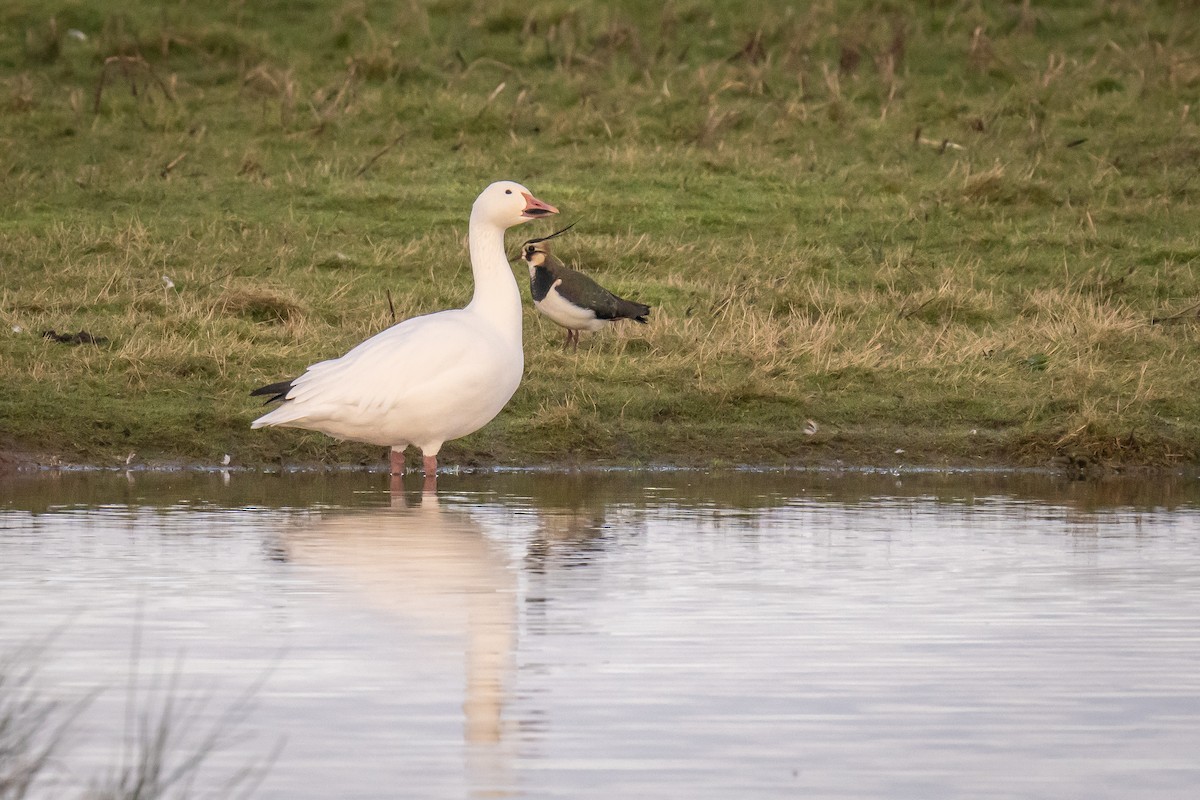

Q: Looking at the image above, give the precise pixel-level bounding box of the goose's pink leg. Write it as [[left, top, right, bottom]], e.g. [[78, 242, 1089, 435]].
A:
[[422, 454, 438, 493], [388, 449, 405, 496]]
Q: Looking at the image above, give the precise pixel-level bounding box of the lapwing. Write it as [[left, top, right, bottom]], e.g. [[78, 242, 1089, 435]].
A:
[[520, 224, 651, 350]]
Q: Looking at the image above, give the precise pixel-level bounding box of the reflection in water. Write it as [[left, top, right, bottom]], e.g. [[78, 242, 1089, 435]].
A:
[[1, 470, 1200, 799], [281, 492, 517, 796], [525, 505, 612, 573]]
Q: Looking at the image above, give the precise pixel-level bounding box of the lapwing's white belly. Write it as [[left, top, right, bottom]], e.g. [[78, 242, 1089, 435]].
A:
[[535, 286, 608, 332]]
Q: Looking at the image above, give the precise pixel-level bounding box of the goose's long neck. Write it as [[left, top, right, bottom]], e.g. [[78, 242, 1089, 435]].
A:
[[466, 215, 522, 343]]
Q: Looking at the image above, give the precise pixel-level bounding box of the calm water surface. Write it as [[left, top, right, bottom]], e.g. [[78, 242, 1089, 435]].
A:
[[2, 470, 1199, 799]]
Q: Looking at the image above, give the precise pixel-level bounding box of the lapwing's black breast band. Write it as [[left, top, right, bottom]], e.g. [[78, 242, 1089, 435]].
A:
[[530, 267, 557, 302]]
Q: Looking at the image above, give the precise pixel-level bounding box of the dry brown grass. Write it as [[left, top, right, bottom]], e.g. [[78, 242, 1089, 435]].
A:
[[0, 0, 1197, 469]]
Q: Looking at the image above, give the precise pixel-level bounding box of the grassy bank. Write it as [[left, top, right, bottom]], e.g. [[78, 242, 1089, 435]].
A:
[[1, 0, 1198, 470]]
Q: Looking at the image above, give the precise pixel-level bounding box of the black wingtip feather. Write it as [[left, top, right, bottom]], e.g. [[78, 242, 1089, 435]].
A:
[[627, 303, 652, 323], [250, 379, 295, 404]]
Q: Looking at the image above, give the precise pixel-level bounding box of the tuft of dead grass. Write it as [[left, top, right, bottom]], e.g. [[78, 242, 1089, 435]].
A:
[[216, 289, 305, 325]]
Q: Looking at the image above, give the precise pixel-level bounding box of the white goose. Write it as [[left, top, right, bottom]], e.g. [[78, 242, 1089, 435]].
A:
[[251, 180, 558, 481]]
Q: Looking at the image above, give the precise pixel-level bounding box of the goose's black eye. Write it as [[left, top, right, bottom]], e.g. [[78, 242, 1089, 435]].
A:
[[505, 189, 512, 195]]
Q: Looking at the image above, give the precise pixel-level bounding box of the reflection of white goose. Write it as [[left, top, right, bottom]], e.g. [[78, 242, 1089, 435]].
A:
[[284, 495, 516, 750]]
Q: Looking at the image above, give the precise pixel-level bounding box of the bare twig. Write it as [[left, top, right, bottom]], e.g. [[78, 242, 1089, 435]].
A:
[[900, 296, 936, 319], [912, 125, 963, 152], [160, 152, 187, 179], [474, 81, 507, 118], [1150, 300, 1200, 325], [354, 134, 403, 177], [386, 289, 396, 324], [1168, 160, 1200, 198], [920, 135, 963, 152]]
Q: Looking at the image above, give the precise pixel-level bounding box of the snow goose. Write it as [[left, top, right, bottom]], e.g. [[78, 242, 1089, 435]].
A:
[[251, 180, 558, 483], [520, 225, 650, 351]]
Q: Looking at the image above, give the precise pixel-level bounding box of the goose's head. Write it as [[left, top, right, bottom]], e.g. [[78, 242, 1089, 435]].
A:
[[473, 181, 558, 229]]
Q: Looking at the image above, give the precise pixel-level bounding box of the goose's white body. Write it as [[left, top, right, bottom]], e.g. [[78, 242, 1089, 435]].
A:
[[252, 309, 521, 452], [251, 181, 557, 470]]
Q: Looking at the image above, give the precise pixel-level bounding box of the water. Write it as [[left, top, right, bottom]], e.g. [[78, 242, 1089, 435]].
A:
[[2, 470, 1200, 799]]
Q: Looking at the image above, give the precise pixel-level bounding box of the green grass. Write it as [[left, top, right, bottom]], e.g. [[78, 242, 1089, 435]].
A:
[[2, 0, 1199, 470]]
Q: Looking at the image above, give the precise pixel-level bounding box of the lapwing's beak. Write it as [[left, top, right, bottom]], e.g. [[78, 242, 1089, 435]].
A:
[[521, 192, 559, 218]]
